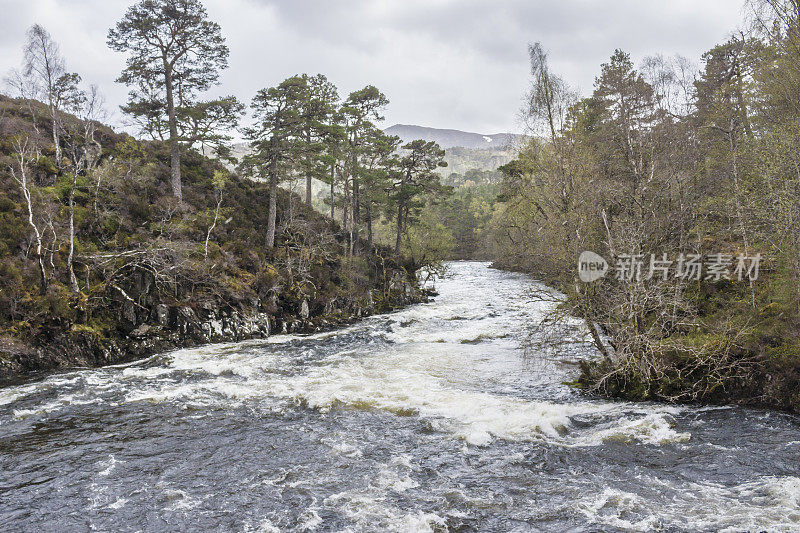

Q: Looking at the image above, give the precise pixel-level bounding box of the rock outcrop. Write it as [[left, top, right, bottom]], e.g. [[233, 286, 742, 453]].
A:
[[0, 277, 426, 384]]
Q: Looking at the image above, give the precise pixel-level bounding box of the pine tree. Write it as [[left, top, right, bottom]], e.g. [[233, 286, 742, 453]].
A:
[[242, 76, 306, 248], [390, 140, 448, 253], [358, 126, 400, 249], [108, 0, 232, 203], [341, 86, 389, 253], [297, 74, 340, 207]]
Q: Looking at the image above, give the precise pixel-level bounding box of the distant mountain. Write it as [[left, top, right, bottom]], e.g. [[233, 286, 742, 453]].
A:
[[383, 124, 522, 150], [383, 124, 524, 180], [221, 124, 523, 184], [440, 146, 514, 180]]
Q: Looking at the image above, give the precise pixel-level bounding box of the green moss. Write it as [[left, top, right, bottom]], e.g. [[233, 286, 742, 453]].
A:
[[70, 323, 103, 337]]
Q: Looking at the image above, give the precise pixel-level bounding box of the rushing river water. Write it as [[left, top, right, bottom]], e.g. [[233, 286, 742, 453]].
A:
[[2, 262, 800, 532]]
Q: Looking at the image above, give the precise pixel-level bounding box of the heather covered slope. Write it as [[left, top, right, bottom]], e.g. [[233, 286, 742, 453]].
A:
[[0, 94, 423, 381]]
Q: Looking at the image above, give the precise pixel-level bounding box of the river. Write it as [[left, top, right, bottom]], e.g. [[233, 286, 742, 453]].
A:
[[1, 261, 799, 532]]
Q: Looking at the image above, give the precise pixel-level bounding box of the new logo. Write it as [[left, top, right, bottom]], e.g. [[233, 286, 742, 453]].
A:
[[578, 251, 609, 282]]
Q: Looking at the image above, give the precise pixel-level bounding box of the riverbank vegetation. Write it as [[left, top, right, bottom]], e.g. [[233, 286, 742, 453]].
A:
[[488, 0, 800, 412], [0, 1, 452, 380]]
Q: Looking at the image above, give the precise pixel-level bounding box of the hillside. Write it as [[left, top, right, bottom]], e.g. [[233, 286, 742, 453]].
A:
[[0, 94, 424, 381]]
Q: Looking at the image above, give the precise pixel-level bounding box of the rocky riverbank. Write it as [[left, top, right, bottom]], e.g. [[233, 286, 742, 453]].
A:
[[0, 94, 434, 385], [0, 274, 428, 385]]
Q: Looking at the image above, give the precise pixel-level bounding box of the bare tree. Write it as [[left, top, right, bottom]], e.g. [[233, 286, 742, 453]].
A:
[[64, 85, 106, 292], [204, 170, 228, 259], [749, 0, 800, 49], [8, 137, 48, 293], [4, 69, 41, 134], [23, 24, 81, 169], [641, 54, 698, 117], [524, 42, 576, 143]]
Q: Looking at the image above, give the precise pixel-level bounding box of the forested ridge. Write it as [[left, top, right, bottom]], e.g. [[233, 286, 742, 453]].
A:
[[476, 0, 800, 411], [0, 1, 453, 380]]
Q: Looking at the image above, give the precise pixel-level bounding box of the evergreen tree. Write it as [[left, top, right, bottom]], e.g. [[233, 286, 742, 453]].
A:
[[108, 0, 233, 203], [390, 140, 448, 253], [358, 125, 400, 249], [297, 74, 340, 207], [241, 76, 306, 248], [341, 86, 389, 253]]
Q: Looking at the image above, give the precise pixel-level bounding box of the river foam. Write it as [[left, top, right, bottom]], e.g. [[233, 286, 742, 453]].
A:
[[2, 261, 799, 532]]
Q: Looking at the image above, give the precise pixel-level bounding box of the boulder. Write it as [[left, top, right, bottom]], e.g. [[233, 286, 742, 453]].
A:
[[155, 304, 170, 326]]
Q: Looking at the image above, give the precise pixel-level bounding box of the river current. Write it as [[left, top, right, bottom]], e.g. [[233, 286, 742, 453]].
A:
[[1, 261, 800, 532]]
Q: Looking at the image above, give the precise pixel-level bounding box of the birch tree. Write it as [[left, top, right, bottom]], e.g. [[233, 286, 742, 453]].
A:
[[8, 137, 47, 294], [22, 24, 82, 169]]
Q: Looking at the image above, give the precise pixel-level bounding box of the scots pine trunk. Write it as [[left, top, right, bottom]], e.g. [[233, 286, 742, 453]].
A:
[[351, 177, 360, 254], [366, 200, 373, 250], [342, 174, 349, 244], [164, 66, 182, 203], [267, 157, 278, 248], [395, 202, 404, 254], [330, 164, 335, 222], [306, 130, 313, 206]]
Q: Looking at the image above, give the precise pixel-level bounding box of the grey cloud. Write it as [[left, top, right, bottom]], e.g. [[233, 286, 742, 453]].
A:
[[1, 0, 746, 134]]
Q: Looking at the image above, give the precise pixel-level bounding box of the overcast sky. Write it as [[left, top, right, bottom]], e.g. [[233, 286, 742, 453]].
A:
[[0, 0, 746, 134]]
